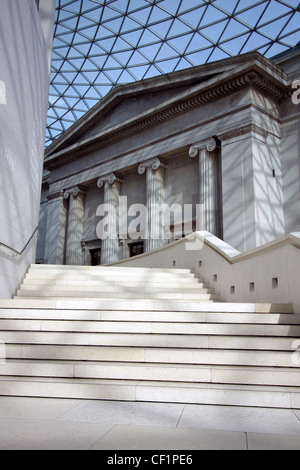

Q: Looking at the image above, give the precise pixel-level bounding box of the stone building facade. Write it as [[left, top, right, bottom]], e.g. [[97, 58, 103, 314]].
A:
[[37, 48, 300, 266]]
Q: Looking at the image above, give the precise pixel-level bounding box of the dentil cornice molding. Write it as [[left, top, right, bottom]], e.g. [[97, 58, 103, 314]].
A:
[[218, 122, 270, 142]]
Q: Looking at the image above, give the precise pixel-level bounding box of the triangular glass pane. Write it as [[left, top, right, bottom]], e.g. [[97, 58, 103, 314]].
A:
[[167, 33, 194, 54], [265, 42, 290, 57], [139, 29, 161, 46], [143, 64, 162, 79], [111, 50, 132, 66], [118, 69, 137, 83], [104, 17, 124, 34], [186, 33, 214, 52], [258, 2, 291, 25], [281, 12, 300, 34], [221, 18, 250, 42], [139, 43, 161, 61], [127, 64, 149, 80], [105, 69, 123, 83], [128, 50, 148, 66], [240, 31, 269, 53], [258, 16, 289, 40], [221, 33, 250, 55], [179, 6, 206, 29], [113, 36, 133, 52], [201, 4, 230, 25], [208, 47, 231, 62], [122, 16, 142, 33], [119, 30, 143, 46], [280, 31, 300, 47], [167, 18, 193, 38], [157, 57, 179, 73], [128, 6, 152, 24], [186, 47, 213, 65], [201, 20, 228, 44], [213, 0, 240, 16], [149, 19, 173, 37], [101, 5, 123, 22], [155, 43, 178, 60], [236, 4, 268, 28], [157, 0, 181, 16], [175, 57, 194, 71], [148, 6, 172, 24]]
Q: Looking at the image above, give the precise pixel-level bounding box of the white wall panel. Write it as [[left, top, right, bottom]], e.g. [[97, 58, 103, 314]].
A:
[[0, 0, 54, 298]]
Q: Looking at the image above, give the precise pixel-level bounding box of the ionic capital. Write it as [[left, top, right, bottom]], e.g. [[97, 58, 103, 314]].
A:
[[138, 158, 167, 175], [189, 138, 218, 158], [64, 186, 86, 200], [97, 173, 123, 189]]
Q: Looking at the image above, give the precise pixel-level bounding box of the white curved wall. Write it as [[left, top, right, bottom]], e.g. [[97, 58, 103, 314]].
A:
[[0, 0, 54, 298]]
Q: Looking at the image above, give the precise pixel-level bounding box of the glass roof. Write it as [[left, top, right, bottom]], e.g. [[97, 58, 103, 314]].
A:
[[46, 0, 300, 146]]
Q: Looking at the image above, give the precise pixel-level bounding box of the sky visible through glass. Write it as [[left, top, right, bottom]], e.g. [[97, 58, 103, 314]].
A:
[[46, 0, 300, 147]]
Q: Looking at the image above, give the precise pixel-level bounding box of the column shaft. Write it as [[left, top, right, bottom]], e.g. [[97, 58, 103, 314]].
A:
[[65, 187, 86, 265], [190, 138, 218, 235], [97, 174, 122, 264], [138, 158, 167, 253]]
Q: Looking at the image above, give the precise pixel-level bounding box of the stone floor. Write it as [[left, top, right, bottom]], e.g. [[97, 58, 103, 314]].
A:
[[0, 397, 299, 450]]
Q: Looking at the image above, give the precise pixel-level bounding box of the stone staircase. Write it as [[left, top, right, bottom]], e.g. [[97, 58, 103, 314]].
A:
[[0, 264, 299, 408]]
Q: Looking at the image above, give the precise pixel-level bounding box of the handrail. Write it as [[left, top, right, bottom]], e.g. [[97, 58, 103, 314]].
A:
[[0, 227, 39, 257]]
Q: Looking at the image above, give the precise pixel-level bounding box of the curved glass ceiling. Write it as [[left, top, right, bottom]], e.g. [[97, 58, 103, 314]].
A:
[[46, 0, 300, 146]]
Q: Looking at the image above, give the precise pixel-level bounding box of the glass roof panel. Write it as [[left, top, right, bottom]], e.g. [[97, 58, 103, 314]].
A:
[[46, 0, 300, 146]]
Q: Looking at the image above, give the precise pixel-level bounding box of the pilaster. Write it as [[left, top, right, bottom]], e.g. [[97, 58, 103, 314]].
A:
[[44, 190, 67, 265], [219, 123, 285, 251]]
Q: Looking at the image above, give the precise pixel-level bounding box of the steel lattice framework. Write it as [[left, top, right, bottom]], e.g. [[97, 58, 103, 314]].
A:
[[46, 0, 300, 146]]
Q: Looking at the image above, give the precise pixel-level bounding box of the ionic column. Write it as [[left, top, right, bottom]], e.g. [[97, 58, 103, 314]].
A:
[[189, 138, 218, 235], [64, 186, 86, 265], [97, 173, 123, 264], [138, 158, 167, 252], [44, 190, 67, 265]]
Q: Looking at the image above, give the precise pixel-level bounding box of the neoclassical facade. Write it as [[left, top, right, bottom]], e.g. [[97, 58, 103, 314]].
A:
[[37, 48, 300, 266]]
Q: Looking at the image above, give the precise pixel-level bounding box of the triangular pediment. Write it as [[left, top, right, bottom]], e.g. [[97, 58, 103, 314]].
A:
[[45, 53, 253, 157], [44, 51, 290, 168]]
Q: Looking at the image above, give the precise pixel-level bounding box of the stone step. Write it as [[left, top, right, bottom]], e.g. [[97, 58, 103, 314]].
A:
[[0, 318, 299, 336], [4, 344, 297, 368], [0, 329, 297, 350], [23, 278, 206, 288], [0, 376, 298, 408], [0, 308, 298, 324], [29, 265, 194, 274], [18, 284, 213, 294], [15, 290, 218, 301], [0, 360, 299, 387], [24, 274, 202, 285], [1, 264, 297, 409], [28, 266, 197, 279], [0, 298, 293, 313]]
